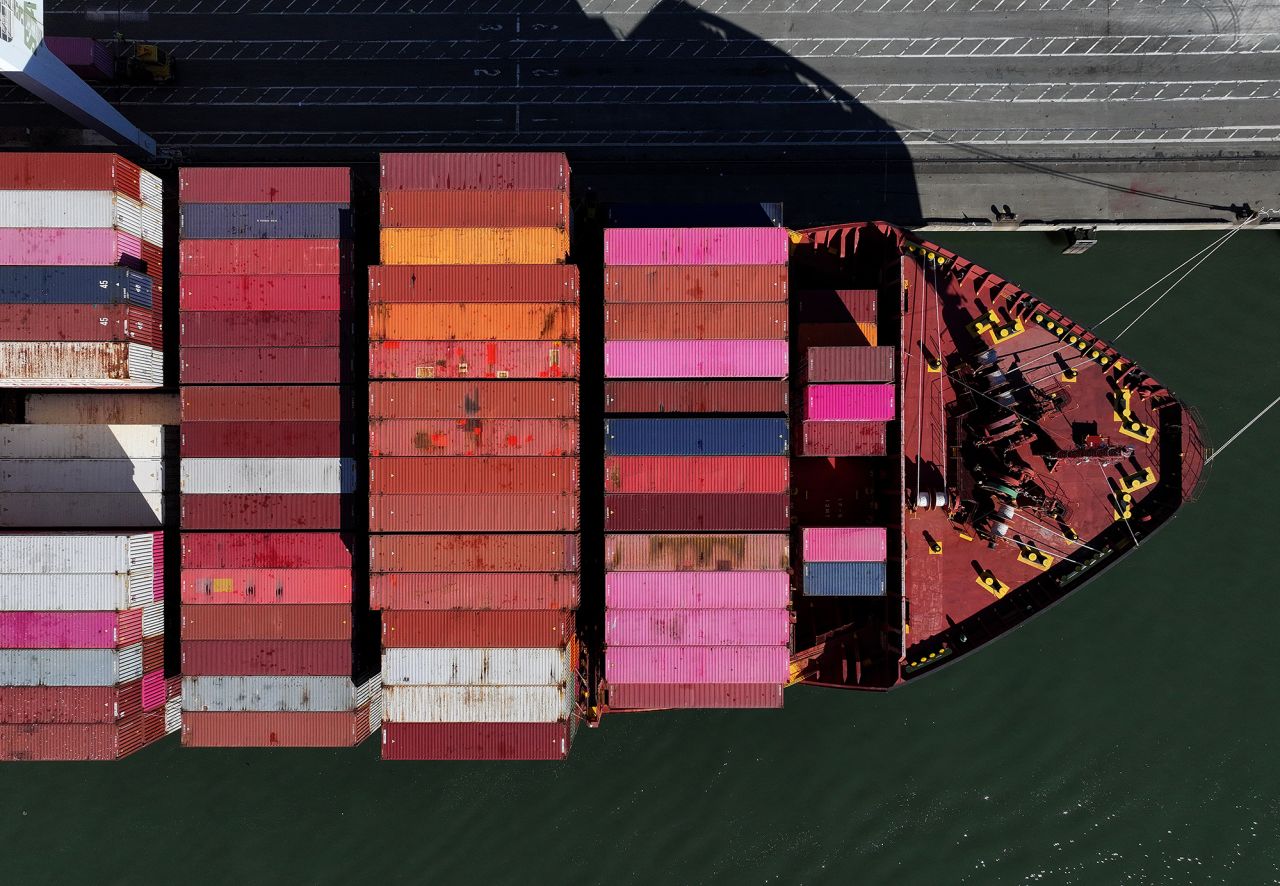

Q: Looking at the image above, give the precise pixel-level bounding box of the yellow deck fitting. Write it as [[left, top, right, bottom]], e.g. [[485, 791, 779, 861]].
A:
[[1112, 492, 1134, 521], [1060, 368, 1079, 383], [929, 540, 943, 555], [927, 357, 942, 373], [1061, 525, 1079, 545], [1112, 388, 1133, 423], [987, 317, 1025, 346], [1120, 466, 1157, 492], [1120, 419, 1156, 443], [968, 309, 997, 338], [957, 530, 974, 542], [1018, 545, 1055, 571], [976, 570, 1009, 599]]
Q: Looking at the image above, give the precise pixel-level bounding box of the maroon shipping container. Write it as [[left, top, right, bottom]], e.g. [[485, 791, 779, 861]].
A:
[[370, 533, 579, 573], [182, 707, 374, 748], [181, 421, 352, 457], [143, 636, 164, 673], [182, 532, 353, 568], [800, 421, 888, 456], [181, 347, 347, 384], [0, 681, 143, 725], [369, 380, 578, 420], [604, 265, 787, 303], [0, 304, 161, 347], [179, 240, 349, 275], [380, 152, 568, 191], [604, 303, 787, 341], [604, 380, 788, 414], [806, 346, 896, 382], [369, 340, 579, 380], [368, 456, 578, 495], [382, 610, 574, 648], [608, 683, 784, 710], [382, 721, 570, 761], [369, 264, 579, 304], [0, 717, 151, 761], [179, 311, 342, 348], [371, 572, 579, 611], [181, 640, 352, 676], [796, 289, 877, 324], [182, 605, 353, 640], [182, 386, 346, 422], [182, 275, 347, 312], [369, 418, 578, 457], [796, 323, 875, 350], [0, 153, 142, 199], [605, 493, 790, 531], [179, 167, 351, 204], [181, 494, 347, 530], [380, 190, 569, 229], [369, 494, 577, 533]]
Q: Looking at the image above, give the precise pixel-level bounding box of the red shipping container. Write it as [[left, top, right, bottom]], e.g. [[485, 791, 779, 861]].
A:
[[382, 721, 570, 761], [608, 683, 783, 710], [180, 494, 348, 530], [371, 572, 579, 611], [0, 681, 143, 724], [179, 311, 342, 348], [0, 152, 141, 199], [800, 421, 888, 456], [180, 568, 353, 604], [182, 532, 353, 568], [182, 386, 347, 422], [796, 289, 877, 324], [370, 533, 579, 573], [604, 303, 787, 341], [382, 610, 574, 648], [181, 421, 351, 457], [370, 418, 578, 457], [604, 380, 788, 414], [369, 380, 578, 419], [179, 167, 351, 204], [143, 636, 164, 673], [380, 152, 568, 191], [181, 347, 347, 384], [182, 275, 347, 311], [369, 456, 578, 495], [369, 264, 579, 304], [182, 605, 353, 640], [380, 190, 569, 229], [370, 493, 577, 533], [179, 239, 349, 275], [369, 340, 578, 380], [605, 493, 789, 531], [141, 239, 163, 277], [0, 304, 161, 347], [181, 640, 352, 676], [182, 707, 374, 748], [605, 456, 789, 493], [0, 717, 150, 761], [604, 265, 787, 303]]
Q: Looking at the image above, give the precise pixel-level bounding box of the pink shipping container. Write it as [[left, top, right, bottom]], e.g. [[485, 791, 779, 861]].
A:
[[806, 384, 896, 421], [605, 456, 789, 493], [608, 682, 783, 710], [369, 418, 578, 457], [180, 569, 353, 604], [605, 646, 790, 684], [604, 228, 789, 266], [605, 571, 790, 609], [803, 527, 889, 562], [371, 572, 580, 611], [800, 421, 887, 457], [0, 228, 141, 265], [179, 167, 351, 204], [604, 340, 788, 379], [380, 152, 568, 191], [181, 276, 347, 312], [0, 610, 144, 649], [369, 340, 578, 380], [606, 609, 790, 646]]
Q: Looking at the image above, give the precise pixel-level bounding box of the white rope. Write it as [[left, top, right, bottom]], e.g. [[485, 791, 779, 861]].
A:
[[1206, 393, 1280, 465]]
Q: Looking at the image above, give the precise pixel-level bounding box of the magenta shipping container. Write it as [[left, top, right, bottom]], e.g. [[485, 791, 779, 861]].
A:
[[604, 228, 789, 266], [0, 229, 142, 265], [803, 527, 889, 562], [0, 611, 143, 649], [806, 384, 896, 421], [605, 571, 790, 609], [605, 646, 790, 684], [605, 340, 788, 379], [605, 609, 790, 646]]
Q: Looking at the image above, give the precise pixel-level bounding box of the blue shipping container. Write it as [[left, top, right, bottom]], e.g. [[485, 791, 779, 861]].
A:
[[180, 204, 352, 239], [604, 418, 789, 456], [803, 561, 887, 597], [0, 267, 153, 308]]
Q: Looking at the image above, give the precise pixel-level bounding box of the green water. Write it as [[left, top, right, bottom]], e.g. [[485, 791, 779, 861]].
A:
[[2, 232, 1278, 885]]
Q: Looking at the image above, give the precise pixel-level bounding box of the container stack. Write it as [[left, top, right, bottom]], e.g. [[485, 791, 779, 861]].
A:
[[0, 153, 163, 388], [177, 168, 379, 748], [0, 532, 178, 760], [370, 152, 580, 761], [602, 227, 793, 710], [802, 527, 889, 597]]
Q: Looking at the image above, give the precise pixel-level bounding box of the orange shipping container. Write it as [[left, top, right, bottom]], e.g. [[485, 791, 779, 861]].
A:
[[380, 190, 569, 229], [369, 456, 579, 495], [382, 610, 574, 648], [369, 380, 579, 419], [369, 493, 578, 532], [380, 227, 567, 265], [604, 303, 787, 340], [369, 303, 579, 341], [370, 533, 580, 573]]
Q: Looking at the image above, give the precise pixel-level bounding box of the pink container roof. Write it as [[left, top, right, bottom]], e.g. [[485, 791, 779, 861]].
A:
[[604, 227, 789, 266], [605, 571, 790, 609], [806, 383, 896, 421], [803, 527, 889, 562], [605, 646, 791, 684], [605, 609, 791, 646], [0, 229, 142, 265], [605, 340, 788, 379]]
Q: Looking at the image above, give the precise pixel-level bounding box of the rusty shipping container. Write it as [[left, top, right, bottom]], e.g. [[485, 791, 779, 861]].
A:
[[604, 303, 786, 341], [608, 683, 783, 710], [181, 347, 348, 384], [604, 264, 788, 303], [370, 493, 577, 533], [0, 682, 144, 724], [806, 346, 896, 383], [0, 717, 153, 761], [180, 311, 342, 348], [605, 456, 789, 493], [370, 572, 579, 611], [0, 342, 163, 388], [380, 152, 568, 191], [380, 190, 568, 228], [369, 380, 578, 420], [370, 418, 578, 457], [369, 340, 578, 380], [181, 532, 353, 568], [369, 264, 579, 304], [180, 494, 348, 530], [181, 641, 352, 676], [379, 228, 567, 266], [0, 304, 160, 347], [369, 303, 578, 341], [182, 706, 376, 748], [605, 493, 790, 532], [179, 167, 351, 204], [181, 421, 353, 458], [382, 610, 574, 648], [181, 275, 347, 312], [23, 391, 180, 425], [371, 533, 579, 573], [604, 380, 788, 414], [604, 533, 790, 571], [369, 456, 577, 495], [182, 386, 347, 422], [182, 605, 353, 640], [179, 240, 349, 275], [381, 721, 570, 761], [800, 421, 888, 457]]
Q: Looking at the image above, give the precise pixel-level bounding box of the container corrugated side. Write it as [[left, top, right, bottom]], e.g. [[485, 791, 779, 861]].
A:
[[0, 229, 142, 265], [0, 424, 163, 459], [604, 380, 787, 414], [181, 532, 352, 568], [0, 266, 153, 308], [371, 493, 578, 533], [802, 561, 889, 596], [605, 303, 786, 341], [605, 418, 788, 456], [608, 683, 784, 710], [800, 421, 887, 457], [180, 203, 350, 239], [44, 37, 117, 80], [181, 275, 346, 311], [23, 392, 179, 425], [181, 604, 352, 640], [0, 342, 163, 388], [369, 340, 579, 381], [0, 190, 146, 236], [381, 721, 570, 761], [370, 533, 579, 573], [370, 380, 578, 420], [797, 288, 877, 325], [0, 610, 144, 649], [0, 493, 164, 528], [179, 239, 348, 275], [0, 458, 163, 494], [605, 493, 789, 532], [180, 494, 347, 531], [181, 708, 373, 747], [604, 227, 789, 266], [0, 646, 144, 686], [605, 456, 788, 493], [181, 640, 353, 676], [182, 676, 364, 712], [369, 456, 577, 495], [0, 717, 152, 760], [181, 421, 351, 458], [382, 610, 574, 648], [604, 571, 790, 608], [180, 311, 341, 348], [380, 152, 568, 191], [181, 386, 346, 422], [0, 682, 143, 724], [369, 264, 579, 304], [383, 685, 570, 723], [0, 304, 160, 347], [371, 572, 579, 611], [604, 533, 789, 572], [0, 531, 157, 574], [605, 646, 790, 684], [369, 303, 579, 341], [604, 265, 787, 303], [370, 418, 578, 457], [807, 346, 896, 383], [179, 167, 351, 203], [180, 458, 356, 495], [380, 190, 568, 228], [803, 527, 889, 562], [0, 153, 141, 198], [180, 569, 353, 605], [0, 576, 150, 612], [604, 340, 788, 379], [605, 609, 790, 646], [382, 648, 570, 686], [379, 228, 567, 265], [806, 384, 896, 422]]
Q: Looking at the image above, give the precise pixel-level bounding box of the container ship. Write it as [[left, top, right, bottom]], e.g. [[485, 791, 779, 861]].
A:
[[0, 152, 1206, 761]]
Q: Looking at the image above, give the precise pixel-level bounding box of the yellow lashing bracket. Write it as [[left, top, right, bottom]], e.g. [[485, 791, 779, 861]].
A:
[[1119, 418, 1156, 443], [968, 309, 1025, 346], [1112, 492, 1134, 521], [1018, 545, 1055, 571], [976, 570, 1009, 599], [1120, 466, 1157, 492]]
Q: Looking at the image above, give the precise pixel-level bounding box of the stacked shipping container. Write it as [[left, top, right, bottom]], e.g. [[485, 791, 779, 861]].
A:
[[802, 527, 889, 597], [602, 228, 793, 709], [178, 168, 379, 747], [372, 152, 580, 760], [0, 153, 163, 387]]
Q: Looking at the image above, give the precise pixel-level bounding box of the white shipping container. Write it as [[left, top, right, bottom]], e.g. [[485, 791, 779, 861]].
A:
[[0, 342, 163, 389], [0, 424, 164, 459], [0, 459, 164, 493], [0, 492, 164, 527], [142, 600, 165, 637], [381, 647, 570, 686], [165, 695, 182, 734], [140, 171, 164, 210], [0, 190, 145, 238], [180, 458, 357, 495], [182, 676, 365, 713], [0, 645, 144, 687], [354, 673, 383, 709], [383, 685, 571, 723], [140, 201, 163, 246], [0, 532, 155, 574]]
